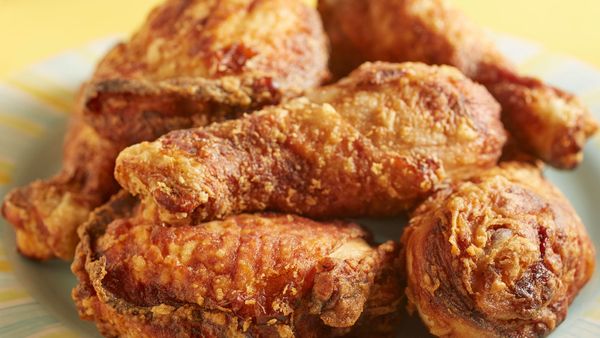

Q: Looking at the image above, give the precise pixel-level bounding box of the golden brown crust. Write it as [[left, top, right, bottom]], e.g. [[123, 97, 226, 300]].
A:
[[72, 192, 402, 337], [2, 0, 328, 260], [115, 62, 506, 225], [84, 0, 329, 144], [318, 0, 598, 169], [484, 69, 597, 169], [1, 117, 122, 260], [402, 162, 595, 337]]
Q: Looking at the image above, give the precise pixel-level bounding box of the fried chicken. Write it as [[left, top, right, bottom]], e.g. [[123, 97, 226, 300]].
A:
[[402, 162, 595, 337], [2, 0, 329, 260], [114, 62, 506, 226], [72, 192, 402, 337], [84, 0, 329, 144], [2, 114, 122, 260], [319, 0, 599, 169]]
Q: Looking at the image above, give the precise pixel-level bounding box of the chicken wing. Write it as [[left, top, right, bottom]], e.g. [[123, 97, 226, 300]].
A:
[[84, 0, 329, 144], [2, 114, 122, 260], [115, 62, 506, 226], [402, 162, 595, 337], [2, 0, 328, 260], [72, 192, 402, 337], [319, 0, 598, 169]]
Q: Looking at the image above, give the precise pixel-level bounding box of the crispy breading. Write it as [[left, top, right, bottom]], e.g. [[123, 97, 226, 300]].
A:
[[319, 0, 598, 169], [84, 0, 329, 144], [115, 62, 506, 225], [1, 116, 122, 260], [402, 162, 595, 337], [72, 192, 402, 337], [1, 0, 328, 260]]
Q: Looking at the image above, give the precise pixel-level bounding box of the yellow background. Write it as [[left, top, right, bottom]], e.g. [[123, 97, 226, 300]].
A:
[[0, 0, 599, 79]]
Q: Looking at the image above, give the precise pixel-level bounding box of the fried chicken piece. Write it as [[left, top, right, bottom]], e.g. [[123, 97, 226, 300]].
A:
[[402, 162, 595, 337], [1, 115, 122, 260], [319, 0, 599, 169], [84, 0, 329, 144], [2, 0, 328, 260], [115, 62, 506, 226], [72, 192, 402, 338]]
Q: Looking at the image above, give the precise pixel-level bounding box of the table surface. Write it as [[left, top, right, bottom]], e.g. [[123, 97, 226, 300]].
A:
[[0, 0, 598, 78]]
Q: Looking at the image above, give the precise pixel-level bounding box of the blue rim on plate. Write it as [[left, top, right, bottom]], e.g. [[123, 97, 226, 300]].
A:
[[1, 35, 600, 337]]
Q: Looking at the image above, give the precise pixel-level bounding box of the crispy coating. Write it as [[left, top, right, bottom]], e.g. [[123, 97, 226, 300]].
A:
[[115, 62, 506, 225], [1, 116, 122, 260], [72, 192, 402, 337], [84, 0, 329, 144], [402, 162, 595, 337], [1, 0, 328, 260], [318, 0, 598, 169]]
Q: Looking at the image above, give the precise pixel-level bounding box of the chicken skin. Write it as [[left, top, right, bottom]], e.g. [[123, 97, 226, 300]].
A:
[[2, 116, 122, 260], [72, 192, 402, 338], [402, 162, 595, 337], [114, 62, 506, 226], [84, 0, 329, 144], [319, 0, 598, 169], [1, 0, 329, 260]]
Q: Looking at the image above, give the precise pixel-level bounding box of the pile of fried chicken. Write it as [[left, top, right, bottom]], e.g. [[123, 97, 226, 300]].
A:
[[2, 0, 598, 337]]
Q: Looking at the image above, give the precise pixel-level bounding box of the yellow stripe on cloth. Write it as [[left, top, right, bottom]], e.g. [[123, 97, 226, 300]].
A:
[[0, 159, 14, 173], [29, 325, 80, 338], [0, 260, 12, 272], [0, 158, 13, 185], [0, 114, 44, 137], [0, 289, 28, 303], [5, 74, 74, 114], [0, 172, 11, 185]]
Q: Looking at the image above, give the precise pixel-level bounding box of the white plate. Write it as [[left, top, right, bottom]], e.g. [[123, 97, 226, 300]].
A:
[[1, 35, 600, 337]]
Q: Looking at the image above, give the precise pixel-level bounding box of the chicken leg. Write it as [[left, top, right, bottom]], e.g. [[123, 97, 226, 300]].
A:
[[402, 162, 595, 337], [115, 62, 507, 226]]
